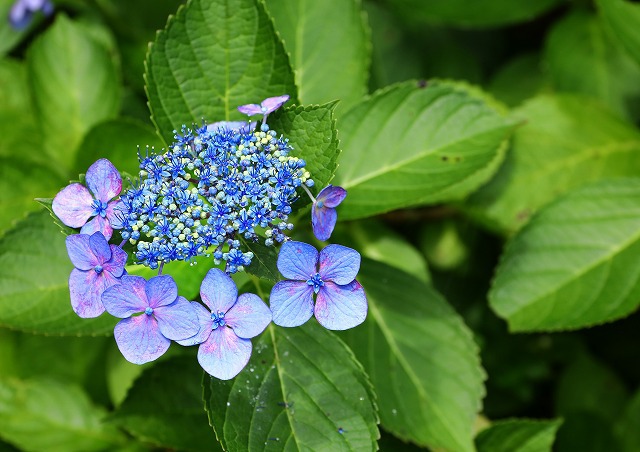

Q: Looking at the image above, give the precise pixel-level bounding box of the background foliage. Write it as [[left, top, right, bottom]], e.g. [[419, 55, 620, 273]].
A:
[[2, 0, 640, 450]]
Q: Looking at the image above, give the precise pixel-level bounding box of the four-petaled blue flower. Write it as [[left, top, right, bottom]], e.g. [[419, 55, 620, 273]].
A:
[[312, 185, 347, 241], [66, 231, 127, 318], [238, 95, 290, 122], [269, 241, 367, 330], [53, 158, 123, 240], [101, 275, 200, 364], [8, 0, 53, 29], [177, 268, 272, 380]]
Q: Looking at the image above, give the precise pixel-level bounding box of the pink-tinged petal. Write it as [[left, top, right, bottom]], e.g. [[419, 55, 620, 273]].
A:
[[269, 280, 314, 328], [81, 215, 113, 240], [106, 200, 125, 230], [104, 245, 127, 278], [114, 315, 170, 365], [237, 103, 263, 116], [102, 275, 148, 318], [66, 234, 97, 270], [88, 231, 111, 262], [311, 204, 337, 242], [260, 95, 290, 114], [52, 183, 94, 228], [200, 268, 237, 313], [86, 158, 122, 202], [225, 293, 272, 339], [197, 327, 252, 380], [319, 244, 361, 285], [315, 281, 367, 331], [145, 275, 178, 308], [176, 302, 213, 346], [69, 268, 119, 318], [316, 185, 347, 208], [277, 241, 318, 280], [155, 296, 200, 341]]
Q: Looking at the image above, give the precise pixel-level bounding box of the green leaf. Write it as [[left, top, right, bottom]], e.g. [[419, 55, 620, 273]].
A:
[[264, 0, 370, 113], [0, 210, 117, 335], [110, 355, 220, 451], [488, 53, 549, 108], [340, 259, 486, 451], [205, 322, 379, 451], [145, 0, 298, 144], [74, 119, 165, 177], [597, 0, 640, 68], [380, 0, 563, 28], [475, 419, 562, 452], [616, 389, 640, 452], [465, 95, 640, 234], [269, 102, 340, 193], [27, 15, 121, 175], [333, 80, 515, 220], [241, 239, 280, 283], [0, 377, 125, 451], [489, 178, 640, 332], [544, 11, 640, 121]]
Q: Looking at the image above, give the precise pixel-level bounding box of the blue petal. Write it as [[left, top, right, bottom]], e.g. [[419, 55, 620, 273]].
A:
[[225, 293, 272, 339], [145, 275, 178, 308], [314, 281, 367, 330], [200, 268, 237, 313], [66, 234, 96, 270], [176, 302, 213, 346], [86, 158, 122, 203], [81, 215, 113, 241], [319, 244, 361, 285], [277, 241, 318, 280], [88, 231, 111, 263], [114, 315, 170, 365], [104, 245, 127, 278], [69, 268, 118, 318], [316, 185, 347, 208], [102, 275, 148, 318], [155, 296, 200, 341], [197, 327, 252, 380], [269, 280, 314, 328], [311, 204, 337, 242]]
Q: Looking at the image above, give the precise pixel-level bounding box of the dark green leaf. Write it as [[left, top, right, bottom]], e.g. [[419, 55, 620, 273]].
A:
[[205, 322, 379, 451], [475, 419, 562, 452], [488, 53, 549, 108], [241, 239, 280, 283], [489, 178, 640, 331], [597, 0, 640, 68], [616, 389, 640, 452], [333, 80, 515, 220], [145, 0, 297, 144], [341, 259, 486, 451]]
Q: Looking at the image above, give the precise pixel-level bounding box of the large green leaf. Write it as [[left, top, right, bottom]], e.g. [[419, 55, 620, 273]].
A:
[[110, 355, 220, 451], [380, 0, 563, 28], [475, 419, 562, 452], [544, 11, 640, 121], [0, 377, 125, 451], [597, 0, 640, 68], [264, 0, 370, 113], [489, 178, 640, 331], [0, 210, 117, 335], [27, 15, 121, 175], [465, 95, 640, 234], [488, 53, 549, 108], [616, 389, 640, 452], [333, 80, 515, 220], [205, 322, 379, 451], [145, 0, 298, 144], [341, 259, 485, 451]]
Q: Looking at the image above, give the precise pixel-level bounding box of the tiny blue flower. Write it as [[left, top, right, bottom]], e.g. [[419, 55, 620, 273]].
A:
[[176, 269, 272, 380], [269, 241, 367, 330], [8, 0, 53, 29], [101, 275, 200, 364]]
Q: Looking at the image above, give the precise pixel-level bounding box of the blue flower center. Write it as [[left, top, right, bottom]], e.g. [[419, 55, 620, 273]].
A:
[[94, 265, 103, 274], [211, 311, 226, 329], [145, 307, 153, 316], [91, 199, 108, 218], [316, 200, 324, 208], [306, 273, 324, 294]]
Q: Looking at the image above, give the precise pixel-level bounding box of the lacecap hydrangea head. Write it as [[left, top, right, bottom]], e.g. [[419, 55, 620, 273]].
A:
[[116, 107, 314, 273]]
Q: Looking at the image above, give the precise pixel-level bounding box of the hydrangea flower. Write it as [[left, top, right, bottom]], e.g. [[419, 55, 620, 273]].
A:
[[177, 268, 271, 380], [238, 95, 290, 122], [66, 231, 126, 318], [101, 275, 200, 364], [310, 185, 347, 241], [269, 241, 367, 330], [52, 158, 123, 240], [8, 0, 53, 29]]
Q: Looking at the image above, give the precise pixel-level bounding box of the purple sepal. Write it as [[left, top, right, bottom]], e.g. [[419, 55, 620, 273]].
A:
[[53, 184, 94, 228], [114, 315, 171, 365], [317, 185, 347, 208], [176, 302, 212, 346], [276, 241, 318, 280], [197, 327, 252, 380], [105, 245, 127, 278], [102, 275, 148, 318], [311, 205, 337, 242], [319, 244, 361, 285], [237, 95, 289, 116], [225, 293, 272, 339], [66, 234, 98, 270], [145, 274, 178, 308], [155, 296, 199, 341], [81, 215, 113, 240], [86, 158, 122, 203], [200, 268, 237, 313], [9, 0, 53, 30], [314, 281, 367, 330], [69, 268, 118, 318], [269, 280, 314, 328]]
